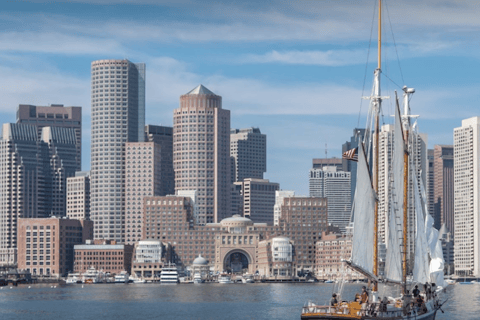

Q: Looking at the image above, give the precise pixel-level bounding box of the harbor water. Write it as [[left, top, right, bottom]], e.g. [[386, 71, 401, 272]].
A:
[[0, 283, 475, 320]]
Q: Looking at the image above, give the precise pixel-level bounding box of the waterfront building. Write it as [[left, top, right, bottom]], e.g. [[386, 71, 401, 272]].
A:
[[173, 85, 231, 224], [145, 125, 174, 196], [143, 195, 329, 276], [131, 240, 171, 280], [258, 237, 294, 278], [90, 59, 146, 243], [74, 239, 134, 274], [241, 178, 279, 225], [342, 128, 365, 202], [315, 232, 360, 280], [273, 190, 295, 226], [454, 117, 480, 277], [16, 104, 82, 170], [17, 217, 93, 276], [230, 128, 266, 182], [309, 166, 351, 233], [0, 124, 78, 265], [67, 171, 91, 220], [433, 145, 454, 233]]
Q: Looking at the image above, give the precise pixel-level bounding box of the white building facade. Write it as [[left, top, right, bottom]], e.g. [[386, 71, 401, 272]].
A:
[[454, 117, 480, 277]]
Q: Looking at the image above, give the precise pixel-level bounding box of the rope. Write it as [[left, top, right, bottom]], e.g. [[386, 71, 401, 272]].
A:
[[385, 0, 405, 86]]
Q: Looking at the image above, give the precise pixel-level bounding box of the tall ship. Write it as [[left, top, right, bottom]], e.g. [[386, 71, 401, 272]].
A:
[[301, 1, 448, 319], [160, 263, 179, 284]]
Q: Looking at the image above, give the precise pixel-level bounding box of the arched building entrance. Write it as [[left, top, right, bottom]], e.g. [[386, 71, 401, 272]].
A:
[[223, 250, 251, 274]]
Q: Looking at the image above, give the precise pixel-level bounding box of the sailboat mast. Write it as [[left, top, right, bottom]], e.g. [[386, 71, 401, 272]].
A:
[[372, 0, 382, 293], [402, 129, 409, 294]]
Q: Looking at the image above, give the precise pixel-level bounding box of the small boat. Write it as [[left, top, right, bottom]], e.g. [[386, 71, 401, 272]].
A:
[[218, 273, 233, 284], [129, 275, 146, 283], [160, 263, 179, 284], [66, 273, 82, 284], [324, 280, 334, 284], [82, 266, 105, 284], [114, 271, 129, 283], [193, 272, 204, 284], [241, 274, 255, 284]]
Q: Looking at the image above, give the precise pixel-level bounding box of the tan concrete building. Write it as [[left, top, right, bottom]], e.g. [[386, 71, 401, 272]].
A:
[[67, 171, 90, 220], [143, 195, 329, 276], [230, 127, 266, 182], [173, 84, 231, 224], [241, 178, 279, 225], [17, 217, 93, 276], [73, 239, 134, 274]]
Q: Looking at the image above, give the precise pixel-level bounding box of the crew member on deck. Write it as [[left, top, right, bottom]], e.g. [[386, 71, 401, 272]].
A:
[[412, 285, 420, 298], [360, 286, 369, 304], [330, 293, 338, 306]]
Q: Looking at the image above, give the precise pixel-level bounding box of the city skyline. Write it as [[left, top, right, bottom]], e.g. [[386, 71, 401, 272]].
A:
[[1, 1, 479, 195]]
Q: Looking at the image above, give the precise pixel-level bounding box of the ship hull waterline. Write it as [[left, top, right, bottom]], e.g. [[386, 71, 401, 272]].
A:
[[301, 309, 437, 320]]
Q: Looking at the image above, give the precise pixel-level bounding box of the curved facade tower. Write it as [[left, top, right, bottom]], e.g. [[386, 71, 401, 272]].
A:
[[90, 59, 145, 243], [173, 85, 230, 224]]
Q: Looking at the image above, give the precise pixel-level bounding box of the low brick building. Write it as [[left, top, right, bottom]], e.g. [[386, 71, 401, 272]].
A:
[[17, 217, 93, 276], [73, 240, 134, 274]]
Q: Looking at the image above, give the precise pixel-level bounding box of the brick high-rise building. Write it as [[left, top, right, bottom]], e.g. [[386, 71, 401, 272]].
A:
[[173, 85, 230, 224], [125, 141, 163, 245], [90, 59, 145, 243], [16, 104, 82, 171], [230, 128, 266, 182], [17, 217, 93, 276]]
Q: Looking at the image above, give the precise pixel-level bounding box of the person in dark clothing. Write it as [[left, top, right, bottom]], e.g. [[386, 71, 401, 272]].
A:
[[330, 293, 338, 306], [412, 285, 420, 297], [416, 295, 424, 308], [360, 286, 369, 304]]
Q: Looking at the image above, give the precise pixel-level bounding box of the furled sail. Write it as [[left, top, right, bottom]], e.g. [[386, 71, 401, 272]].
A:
[[412, 168, 430, 284], [351, 142, 376, 277], [384, 99, 404, 282]]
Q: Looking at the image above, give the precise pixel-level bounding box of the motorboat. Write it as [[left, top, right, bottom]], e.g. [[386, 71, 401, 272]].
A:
[[160, 263, 179, 284], [241, 274, 255, 284], [218, 273, 233, 284], [82, 266, 105, 284], [114, 271, 129, 283], [66, 273, 82, 284]]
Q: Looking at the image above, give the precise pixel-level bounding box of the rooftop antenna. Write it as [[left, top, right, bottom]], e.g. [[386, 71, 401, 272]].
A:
[[325, 143, 328, 159]]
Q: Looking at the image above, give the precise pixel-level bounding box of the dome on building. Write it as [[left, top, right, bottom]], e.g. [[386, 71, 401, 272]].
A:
[[193, 255, 208, 265], [220, 214, 254, 228]]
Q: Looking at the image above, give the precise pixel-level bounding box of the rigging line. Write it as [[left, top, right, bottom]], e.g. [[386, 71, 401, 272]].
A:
[[357, 0, 377, 128], [382, 72, 403, 90], [384, 0, 405, 86]]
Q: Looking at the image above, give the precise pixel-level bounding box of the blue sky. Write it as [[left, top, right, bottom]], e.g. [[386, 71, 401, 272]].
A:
[[1, 0, 479, 195]]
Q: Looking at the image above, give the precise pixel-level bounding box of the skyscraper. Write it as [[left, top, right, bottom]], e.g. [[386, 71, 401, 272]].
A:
[[309, 166, 351, 233], [173, 85, 230, 224], [0, 123, 78, 265], [433, 145, 454, 233], [342, 128, 365, 202], [145, 125, 174, 196], [90, 59, 145, 243], [230, 128, 266, 182], [67, 171, 91, 220], [454, 117, 480, 277], [16, 104, 82, 171]]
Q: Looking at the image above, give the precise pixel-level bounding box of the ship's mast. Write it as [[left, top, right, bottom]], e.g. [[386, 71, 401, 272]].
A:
[[372, 0, 382, 293]]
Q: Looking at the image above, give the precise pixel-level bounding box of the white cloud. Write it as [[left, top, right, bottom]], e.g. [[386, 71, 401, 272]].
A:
[[241, 49, 368, 66]]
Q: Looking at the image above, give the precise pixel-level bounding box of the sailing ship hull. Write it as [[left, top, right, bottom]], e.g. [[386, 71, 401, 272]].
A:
[[301, 309, 437, 320]]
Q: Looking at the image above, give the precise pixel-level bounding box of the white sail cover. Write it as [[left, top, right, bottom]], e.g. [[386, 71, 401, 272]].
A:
[[412, 170, 430, 284], [384, 101, 404, 282], [351, 142, 376, 276]]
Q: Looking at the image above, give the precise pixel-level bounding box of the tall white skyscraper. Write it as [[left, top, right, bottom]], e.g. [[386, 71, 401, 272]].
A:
[[309, 166, 351, 233], [454, 117, 480, 277], [90, 59, 145, 243], [377, 123, 428, 268]]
